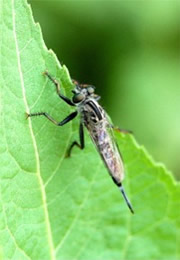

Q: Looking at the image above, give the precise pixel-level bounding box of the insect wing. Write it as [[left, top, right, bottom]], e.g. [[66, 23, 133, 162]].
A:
[[87, 112, 125, 185]]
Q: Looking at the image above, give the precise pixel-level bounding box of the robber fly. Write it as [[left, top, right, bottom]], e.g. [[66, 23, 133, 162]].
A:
[[27, 71, 134, 213]]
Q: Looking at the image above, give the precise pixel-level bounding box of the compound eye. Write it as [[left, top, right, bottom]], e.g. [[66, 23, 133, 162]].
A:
[[73, 93, 85, 103], [87, 86, 95, 94]]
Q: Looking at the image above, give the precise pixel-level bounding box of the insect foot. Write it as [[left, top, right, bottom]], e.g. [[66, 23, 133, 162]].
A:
[[25, 112, 30, 119]]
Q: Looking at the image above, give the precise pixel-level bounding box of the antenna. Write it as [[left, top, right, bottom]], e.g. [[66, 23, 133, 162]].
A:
[[119, 184, 134, 214]]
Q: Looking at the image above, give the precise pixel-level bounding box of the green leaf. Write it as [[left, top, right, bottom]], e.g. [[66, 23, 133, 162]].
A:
[[0, 0, 179, 260]]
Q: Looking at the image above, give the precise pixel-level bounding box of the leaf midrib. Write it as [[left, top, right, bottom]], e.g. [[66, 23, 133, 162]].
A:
[[12, 0, 55, 259]]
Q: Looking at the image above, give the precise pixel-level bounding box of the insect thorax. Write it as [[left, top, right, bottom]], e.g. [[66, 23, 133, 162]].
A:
[[78, 98, 104, 124]]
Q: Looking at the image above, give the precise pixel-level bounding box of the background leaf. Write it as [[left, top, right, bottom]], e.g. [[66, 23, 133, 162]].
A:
[[0, 0, 179, 259]]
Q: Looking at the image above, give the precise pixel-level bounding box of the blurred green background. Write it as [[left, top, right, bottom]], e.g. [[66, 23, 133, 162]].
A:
[[28, 0, 180, 179]]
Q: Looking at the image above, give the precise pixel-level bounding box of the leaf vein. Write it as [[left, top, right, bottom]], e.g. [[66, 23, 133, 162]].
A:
[[12, 1, 55, 259], [55, 163, 101, 254], [0, 187, 31, 260]]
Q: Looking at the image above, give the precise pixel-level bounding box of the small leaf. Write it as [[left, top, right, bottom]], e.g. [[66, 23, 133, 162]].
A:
[[0, 0, 179, 260]]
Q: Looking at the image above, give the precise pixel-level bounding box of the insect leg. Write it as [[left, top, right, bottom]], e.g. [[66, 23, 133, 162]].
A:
[[112, 125, 133, 134], [44, 71, 75, 106], [26, 111, 78, 126], [71, 79, 79, 85], [66, 122, 84, 157]]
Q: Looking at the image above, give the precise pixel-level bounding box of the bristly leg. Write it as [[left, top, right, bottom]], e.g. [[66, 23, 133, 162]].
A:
[[43, 71, 75, 107], [66, 122, 84, 157], [26, 111, 78, 126], [112, 126, 133, 134]]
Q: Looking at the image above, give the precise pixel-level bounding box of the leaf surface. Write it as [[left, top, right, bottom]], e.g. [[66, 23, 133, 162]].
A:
[[0, 0, 179, 259]]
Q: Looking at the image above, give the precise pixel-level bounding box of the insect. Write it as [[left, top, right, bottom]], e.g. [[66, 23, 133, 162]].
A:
[[27, 71, 134, 214]]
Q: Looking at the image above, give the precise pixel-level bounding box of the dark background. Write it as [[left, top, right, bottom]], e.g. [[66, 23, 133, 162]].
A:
[[29, 0, 180, 179]]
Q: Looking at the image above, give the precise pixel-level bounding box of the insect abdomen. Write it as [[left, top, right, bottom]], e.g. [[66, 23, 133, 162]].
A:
[[91, 127, 124, 184]]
